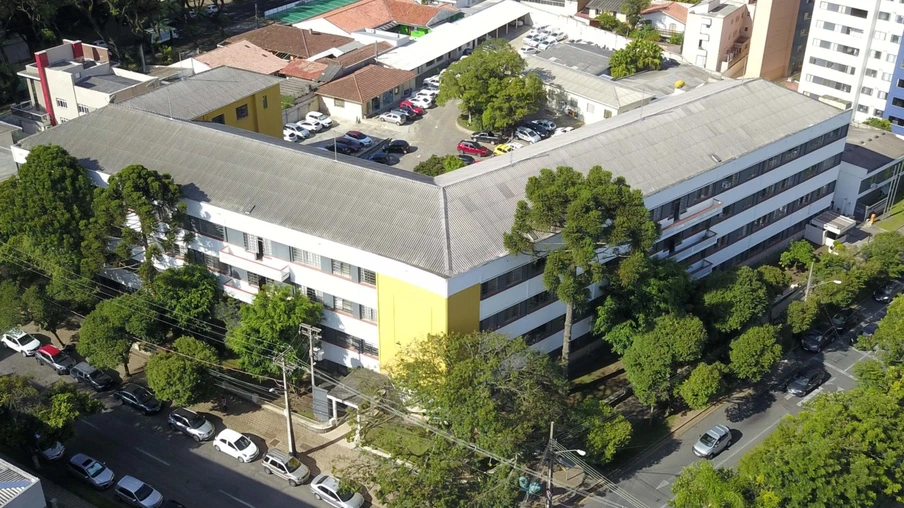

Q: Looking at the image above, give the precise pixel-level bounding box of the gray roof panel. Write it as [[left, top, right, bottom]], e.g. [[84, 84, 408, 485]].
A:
[[842, 126, 904, 171], [78, 74, 141, 94]]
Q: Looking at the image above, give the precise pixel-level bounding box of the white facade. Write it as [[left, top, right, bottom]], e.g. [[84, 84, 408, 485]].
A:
[[641, 10, 687, 34], [0, 458, 45, 508], [682, 0, 752, 74], [798, 0, 903, 123]]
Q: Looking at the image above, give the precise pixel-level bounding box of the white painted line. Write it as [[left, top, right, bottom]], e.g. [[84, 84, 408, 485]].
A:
[[844, 350, 875, 372], [656, 480, 670, 490], [219, 490, 257, 508], [135, 448, 171, 466], [822, 361, 857, 381], [715, 418, 782, 468], [796, 387, 823, 407], [784, 393, 795, 401], [80, 420, 100, 430]]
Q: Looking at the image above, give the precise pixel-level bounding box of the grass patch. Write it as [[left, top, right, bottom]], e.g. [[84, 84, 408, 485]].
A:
[[281, 95, 296, 110], [363, 419, 432, 457], [878, 187, 904, 232]]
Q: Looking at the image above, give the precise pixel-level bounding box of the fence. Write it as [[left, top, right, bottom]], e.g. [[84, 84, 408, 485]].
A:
[[523, 4, 631, 50]]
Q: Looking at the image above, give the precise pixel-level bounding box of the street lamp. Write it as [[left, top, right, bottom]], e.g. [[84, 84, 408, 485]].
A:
[[545, 437, 586, 508]]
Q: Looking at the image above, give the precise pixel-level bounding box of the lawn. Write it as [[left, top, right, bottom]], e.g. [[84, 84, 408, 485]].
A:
[[363, 419, 432, 457], [878, 190, 904, 232]]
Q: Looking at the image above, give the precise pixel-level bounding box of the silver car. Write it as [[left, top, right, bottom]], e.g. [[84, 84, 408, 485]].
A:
[[114, 476, 163, 508], [262, 449, 310, 486], [68, 453, 115, 489], [693, 424, 731, 458], [167, 408, 214, 442], [310, 474, 365, 508]]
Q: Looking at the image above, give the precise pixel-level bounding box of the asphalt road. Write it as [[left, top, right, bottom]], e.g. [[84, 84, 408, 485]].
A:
[[0, 343, 325, 508], [587, 297, 885, 508]]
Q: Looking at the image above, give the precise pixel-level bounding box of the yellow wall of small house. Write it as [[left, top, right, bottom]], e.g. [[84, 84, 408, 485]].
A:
[[193, 84, 282, 138]]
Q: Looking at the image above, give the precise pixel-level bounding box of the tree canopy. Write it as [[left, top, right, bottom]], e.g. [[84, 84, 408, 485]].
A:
[[504, 166, 658, 373], [77, 293, 163, 376], [609, 40, 662, 78], [678, 362, 727, 410], [728, 324, 782, 382], [779, 240, 814, 271], [702, 266, 771, 334], [148, 264, 220, 336], [413, 155, 465, 177]]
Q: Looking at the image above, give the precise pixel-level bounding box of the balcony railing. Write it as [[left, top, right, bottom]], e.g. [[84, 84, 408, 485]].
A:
[[219, 245, 291, 283], [671, 230, 718, 262], [689, 259, 714, 280], [223, 278, 259, 303], [11, 102, 50, 125], [659, 198, 724, 238]]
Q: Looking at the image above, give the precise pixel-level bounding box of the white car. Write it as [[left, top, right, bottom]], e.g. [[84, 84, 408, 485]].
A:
[[415, 88, 439, 100], [523, 34, 542, 48], [283, 132, 297, 142], [35, 435, 65, 461], [2, 328, 40, 356], [306, 112, 333, 128], [310, 474, 365, 508], [423, 76, 441, 88], [407, 96, 432, 109], [378, 112, 406, 125], [297, 120, 321, 132], [550, 29, 567, 41], [284, 124, 310, 139], [537, 37, 558, 51], [213, 429, 259, 463], [518, 46, 540, 56], [529, 24, 549, 35], [552, 126, 574, 137], [515, 126, 541, 144], [114, 476, 163, 508], [343, 131, 373, 147]]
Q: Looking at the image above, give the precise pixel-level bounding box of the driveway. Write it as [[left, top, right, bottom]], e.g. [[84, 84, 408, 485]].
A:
[[589, 297, 885, 508]]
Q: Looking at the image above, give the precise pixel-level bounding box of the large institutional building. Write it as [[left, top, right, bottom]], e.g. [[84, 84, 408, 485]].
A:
[[12, 79, 851, 372]]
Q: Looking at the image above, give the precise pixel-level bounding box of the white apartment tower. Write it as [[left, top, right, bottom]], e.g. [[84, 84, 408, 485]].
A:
[[798, 0, 904, 126]]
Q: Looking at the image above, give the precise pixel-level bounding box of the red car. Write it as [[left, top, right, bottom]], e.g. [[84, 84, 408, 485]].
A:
[[399, 101, 426, 115], [457, 140, 490, 157]]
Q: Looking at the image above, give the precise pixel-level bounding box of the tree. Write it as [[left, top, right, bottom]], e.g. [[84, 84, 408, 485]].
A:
[[414, 155, 465, 177], [436, 39, 544, 129], [504, 166, 658, 374], [729, 325, 782, 382], [670, 461, 754, 508], [173, 335, 219, 365], [860, 232, 904, 279], [620, 0, 651, 27], [226, 285, 322, 377], [37, 382, 103, 444], [785, 299, 817, 334], [609, 40, 662, 78], [669, 33, 684, 46], [0, 280, 23, 334], [148, 264, 220, 336], [864, 118, 892, 132], [91, 164, 187, 282], [678, 362, 727, 410], [596, 12, 621, 31], [575, 397, 632, 463], [146, 352, 204, 406], [702, 266, 771, 334], [779, 240, 814, 271], [862, 296, 904, 363], [480, 72, 546, 131], [21, 285, 68, 347], [76, 293, 164, 377]]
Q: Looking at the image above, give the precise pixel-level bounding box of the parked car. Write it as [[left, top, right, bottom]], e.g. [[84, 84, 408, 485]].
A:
[[262, 449, 310, 486], [518, 46, 540, 55], [284, 124, 311, 139], [35, 435, 65, 461], [322, 143, 355, 156], [830, 309, 856, 332], [786, 368, 825, 397], [524, 121, 551, 137], [801, 326, 835, 353], [493, 143, 514, 156], [549, 28, 567, 41], [114, 384, 162, 415], [214, 429, 259, 463], [310, 474, 365, 508], [537, 38, 557, 51], [378, 112, 406, 125], [283, 132, 298, 143], [306, 111, 333, 128], [383, 140, 412, 154], [523, 34, 542, 48], [533, 119, 557, 131], [390, 108, 413, 120], [423, 75, 441, 88], [399, 100, 426, 115], [343, 131, 372, 147], [114, 476, 164, 508], [334, 137, 363, 152], [515, 126, 541, 144], [1, 328, 40, 356], [91, 40, 109, 48], [70, 361, 113, 391], [457, 140, 490, 157], [168, 408, 215, 442], [407, 96, 432, 109], [297, 120, 322, 133], [874, 281, 900, 302], [457, 154, 476, 165], [855, 322, 879, 350], [35, 345, 75, 375], [552, 126, 574, 137], [415, 88, 439, 100], [68, 453, 116, 490], [368, 153, 397, 165], [471, 131, 504, 144], [693, 424, 731, 458], [397, 105, 423, 118]]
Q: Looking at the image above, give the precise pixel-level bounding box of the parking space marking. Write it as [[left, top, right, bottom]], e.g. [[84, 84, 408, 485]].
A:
[[844, 349, 875, 372], [219, 490, 257, 508], [135, 447, 171, 466], [715, 418, 782, 468], [79, 420, 100, 430], [821, 361, 857, 380], [796, 386, 824, 407], [784, 392, 795, 401]]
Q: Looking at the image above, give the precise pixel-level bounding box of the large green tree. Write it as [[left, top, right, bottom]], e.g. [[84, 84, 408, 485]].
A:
[[861, 296, 904, 363], [620, 0, 651, 27], [678, 362, 727, 410], [0, 280, 23, 334], [76, 293, 164, 376], [147, 264, 220, 336], [670, 461, 760, 508], [729, 324, 783, 382], [22, 284, 69, 347], [608, 39, 662, 78], [504, 166, 658, 375], [575, 397, 632, 463], [146, 336, 218, 406], [436, 39, 545, 130], [702, 266, 771, 334], [226, 285, 322, 376], [779, 240, 815, 271]]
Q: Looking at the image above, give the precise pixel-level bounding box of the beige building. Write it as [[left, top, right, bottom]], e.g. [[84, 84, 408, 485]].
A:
[[745, 0, 805, 80], [14, 39, 157, 132], [681, 0, 752, 77]]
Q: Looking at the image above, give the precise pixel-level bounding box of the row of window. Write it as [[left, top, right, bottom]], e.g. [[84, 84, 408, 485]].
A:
[[805, 74, 852, 93], [54, 98, 90, 114], [819, 2, 867, 18], [860, 86, 889, 99], [291, 283, 377, 323], [872, 31, 902, 43], [812, 38, 859, 57], [817, 20, 863, 38], [808, 56, 855, 75], [718, 217, 812, 269], [480, 258, 547, 299], [859, 161, 904, 194], [480, 290, 554, 332], [320, 326, 379, 357]]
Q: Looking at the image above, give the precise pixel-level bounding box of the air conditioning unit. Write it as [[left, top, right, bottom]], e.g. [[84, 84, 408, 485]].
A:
[[721, 180, 732, 189]]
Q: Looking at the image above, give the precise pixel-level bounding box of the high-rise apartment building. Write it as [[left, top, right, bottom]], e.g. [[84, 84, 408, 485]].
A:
[[798, 1, 904, 127]]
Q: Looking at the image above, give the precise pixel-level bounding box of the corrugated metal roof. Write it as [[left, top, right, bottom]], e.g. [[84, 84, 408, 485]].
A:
[[118, 66, 282, 120], [525, 55, 651, 109], [19, 79, 846, 277], [77, 74, 141, 94], [0, 461, 38, 506]]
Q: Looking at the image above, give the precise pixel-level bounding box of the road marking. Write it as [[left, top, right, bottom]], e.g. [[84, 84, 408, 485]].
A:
[[79, 420, 100, 430], [715, 418, 782, 468], [796, 387, 823, 407], [135, 448, 170, 466], [656, 480, 670, 490], [218, 490, 257, 508], [844, 350, 875, 372], [784, 393, 795, 401], [821, 361, 857, 381]]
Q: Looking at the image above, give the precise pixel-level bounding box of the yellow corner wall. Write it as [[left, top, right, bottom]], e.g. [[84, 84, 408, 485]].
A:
[[375, 275, 481, 370], [193, 83, 282, 139]]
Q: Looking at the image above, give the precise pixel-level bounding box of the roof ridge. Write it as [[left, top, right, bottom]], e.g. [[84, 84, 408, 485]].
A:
[[440, 186, 452, 274], [352, 73, 363, 102], [301, 29, 310, 56]]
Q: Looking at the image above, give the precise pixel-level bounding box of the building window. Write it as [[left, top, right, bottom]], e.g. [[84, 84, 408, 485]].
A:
[[889, 53, 899, 62], [883, 72, 894, 82], [359, 268, 376, 285], [876, 109, 885, 116], [332, 297, 353, 314], [291, 247, 321, 268], [873, 51, 882, 59], [894, 34, 902, 43], [604, 110, 612, 119], [334, 99, 345, 108], [866, 69, 878, 78], [211, 114, 225, 124], [879, 11, 891, 20], [262, 95, 268, 109], [235, 104, 249, 119], [393, 87, 400, 94], [77, 104, 89, 114], [862, 87, 873, 96], [55, 98, 68, 108], [361, 306, 377, 322], [857, 104, 869, 113], [186, 217, 225, 240], [875, 31, 887, 41], [188, 249, 227, 273], [331, 260, 352, 278], [879, 91, 888, 99], [586, 102, 595, 113]]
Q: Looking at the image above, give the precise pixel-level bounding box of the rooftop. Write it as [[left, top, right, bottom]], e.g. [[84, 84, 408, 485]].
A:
[[311, 0, 456, 33], [281, 60, 337, 81], [76, 73, 143, 95], [614, 58, 721, 97], [641, 2, 688, 24], [194, 41, 288, 75], [118, 66, 282, 120], [376, 0, 529, 71], [689, 0, 746, 18], [842, 126, 904, 171], [524, 55, 651, 109], [586, 0, 627, 12], [18, 79, 845, 278], [0, 458, 39, 506], [316, 64, 415, 102], [537, 43, 613, 76], [224, 25, 354, 59]]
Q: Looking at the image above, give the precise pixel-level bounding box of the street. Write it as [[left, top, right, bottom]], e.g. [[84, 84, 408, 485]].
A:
[[587, 297, 884, 508], [0, 344, 331, 508]]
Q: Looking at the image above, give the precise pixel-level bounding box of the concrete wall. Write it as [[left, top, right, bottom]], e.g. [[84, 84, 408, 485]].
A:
[[526, 5, 631, 50], [745, 0, 799, 80], [320, 95, 365, 122]]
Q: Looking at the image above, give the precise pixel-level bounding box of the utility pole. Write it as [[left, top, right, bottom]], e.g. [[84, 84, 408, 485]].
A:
[[274, 347, 297, 456], [298, 323, 322, 396], [803, 260, 815, 302], [546, 421, 554, 508]]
